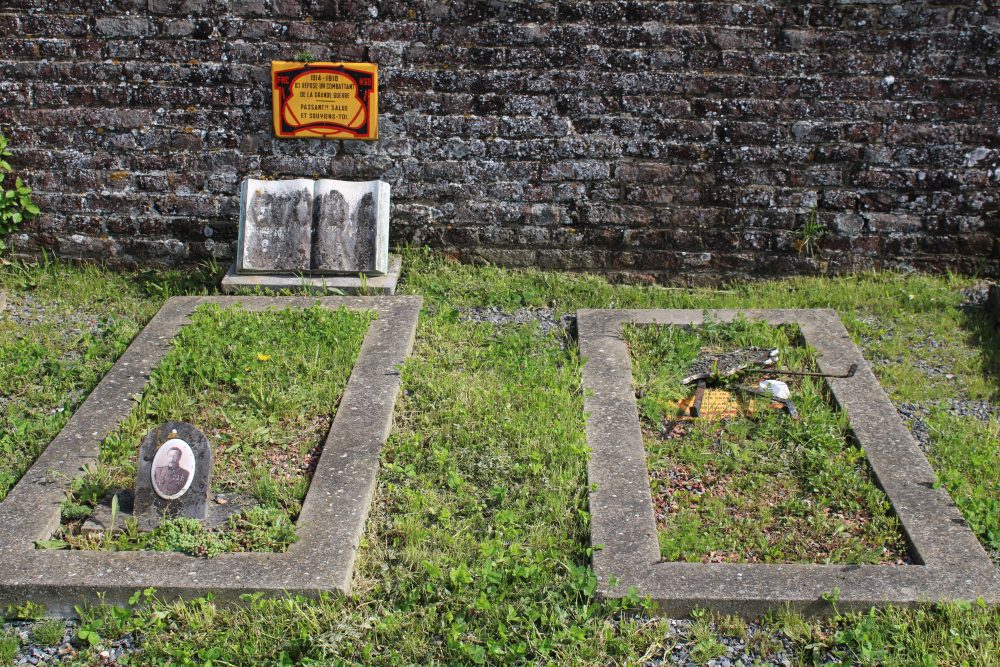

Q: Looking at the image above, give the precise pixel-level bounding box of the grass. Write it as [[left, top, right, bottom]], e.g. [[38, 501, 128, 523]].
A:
[[0, 631, 21, 666], [55, 303, 374, 555], [0, 630, 18, 666], [624, 319, 905, 564], [0, 248, 997, 665], [0, 260, 180, 503], [923, 407, 1000, 555], [28, 618, 65, 646]]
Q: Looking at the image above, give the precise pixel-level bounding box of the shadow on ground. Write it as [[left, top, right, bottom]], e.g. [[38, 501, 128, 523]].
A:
[[961, 304, 1000, 403]]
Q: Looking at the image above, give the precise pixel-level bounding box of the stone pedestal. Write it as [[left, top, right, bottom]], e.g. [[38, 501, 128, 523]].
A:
[[221, 254, 402, 295]]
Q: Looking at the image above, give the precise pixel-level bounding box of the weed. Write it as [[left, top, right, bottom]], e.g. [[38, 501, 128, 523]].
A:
[[794, 206, 827, 257], [28, 619, 65, 646], [141, 518, 232, 557], [0, 131, 39, 249], [0, 630, 19, 664], [76, 618, 103, 648], [714, 613, 748, 639], [4, 601, 45, 621], [689, 618, 728, 662]]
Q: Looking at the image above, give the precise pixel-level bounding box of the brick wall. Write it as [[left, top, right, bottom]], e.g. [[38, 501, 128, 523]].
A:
[[1, 0, 997, 283]]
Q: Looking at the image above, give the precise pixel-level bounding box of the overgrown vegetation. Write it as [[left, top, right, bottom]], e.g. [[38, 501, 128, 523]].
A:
[[794, 205, 827, 258], [0, 131, 39, 251], [1, 249, 998, 664], [54, 303, 373, 555], [0, 259, 195, 504], [624, 320, 905, 564]]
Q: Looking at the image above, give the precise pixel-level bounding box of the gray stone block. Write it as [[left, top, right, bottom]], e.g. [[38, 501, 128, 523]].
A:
[[133, 422, 212, 530], [221, 254, 402, 295], [578, 308, 1000, 617], [313, 179, 390, 275]]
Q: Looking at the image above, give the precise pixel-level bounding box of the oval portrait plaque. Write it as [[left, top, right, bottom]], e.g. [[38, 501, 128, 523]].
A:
[[150, 438, 196, 500]]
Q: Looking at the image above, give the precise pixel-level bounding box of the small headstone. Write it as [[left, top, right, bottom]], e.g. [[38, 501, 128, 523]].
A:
[[236, 178, 390, 276], [133, 422, 212, 529]]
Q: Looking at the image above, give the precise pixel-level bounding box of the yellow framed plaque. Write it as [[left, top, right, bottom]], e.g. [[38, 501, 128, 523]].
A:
[[271, 61, 378, 140]]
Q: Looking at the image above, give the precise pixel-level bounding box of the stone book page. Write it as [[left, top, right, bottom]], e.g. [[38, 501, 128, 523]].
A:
[[237, 178, 315, 273], [236, 178, 390, 276], [313, 179, 389, 275]]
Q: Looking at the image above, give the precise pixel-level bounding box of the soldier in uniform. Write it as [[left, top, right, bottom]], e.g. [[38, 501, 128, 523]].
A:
[[153, 446, 191, 498]]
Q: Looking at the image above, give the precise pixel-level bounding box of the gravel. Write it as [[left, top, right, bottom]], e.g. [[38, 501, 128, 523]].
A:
[[0, 293, 108, 341], [896, 402, 932, 451], [910, 358, 956, 379], [896, 399, 999, 454], [946, 399, 1000, 422], [458, 306, 576, 341], [959, 282, 993, 309], [642, 618, 842, 666], [2, 619, 140, 666]]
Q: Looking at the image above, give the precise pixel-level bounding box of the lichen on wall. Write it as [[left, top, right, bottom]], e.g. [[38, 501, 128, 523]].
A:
[[0, 0, 997, 282]]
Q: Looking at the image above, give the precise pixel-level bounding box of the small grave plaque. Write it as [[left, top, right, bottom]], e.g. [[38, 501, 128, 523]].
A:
[[133, 422, 212, 529], [271, 60, 378, 140], [237, 178, 390, 275]]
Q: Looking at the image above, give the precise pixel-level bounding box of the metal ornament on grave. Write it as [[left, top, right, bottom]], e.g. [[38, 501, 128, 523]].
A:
[[133, 422, 212, 529], [682, 347, 779, 385]]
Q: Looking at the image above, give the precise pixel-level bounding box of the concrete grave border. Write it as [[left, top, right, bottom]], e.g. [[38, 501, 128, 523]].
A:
[[0, 295, 421, 615], [578, 308, 1000, 617]]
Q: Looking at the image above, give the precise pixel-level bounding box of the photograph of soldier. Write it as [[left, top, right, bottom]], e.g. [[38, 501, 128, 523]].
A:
[[151, 442, 194, 499]]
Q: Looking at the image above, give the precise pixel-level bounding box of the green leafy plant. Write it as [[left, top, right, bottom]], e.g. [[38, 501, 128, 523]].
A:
[[794, 205, 827, 257], [0, 131, 39, 248], [294, 49, 316, 62], [76, 618, 104, 647], [5, 601, 45, 621]]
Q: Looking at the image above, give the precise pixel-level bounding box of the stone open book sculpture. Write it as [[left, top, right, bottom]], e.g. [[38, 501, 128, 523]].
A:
[[237, 178, 390, 276]]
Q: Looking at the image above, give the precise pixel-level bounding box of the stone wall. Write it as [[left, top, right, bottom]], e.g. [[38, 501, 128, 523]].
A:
[[1, 0, 997, 283]]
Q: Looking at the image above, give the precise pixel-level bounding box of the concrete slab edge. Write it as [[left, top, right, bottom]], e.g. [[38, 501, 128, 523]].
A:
[[578, 308, 1000, 617], [0, 295, 422, 616]]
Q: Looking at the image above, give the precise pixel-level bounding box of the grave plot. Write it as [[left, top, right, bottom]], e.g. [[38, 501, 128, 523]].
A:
[[0, 295, 421, 615], [579, 308, 1000, 617], [623, 319, 906, 566], [52, 303, 374, 555]]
